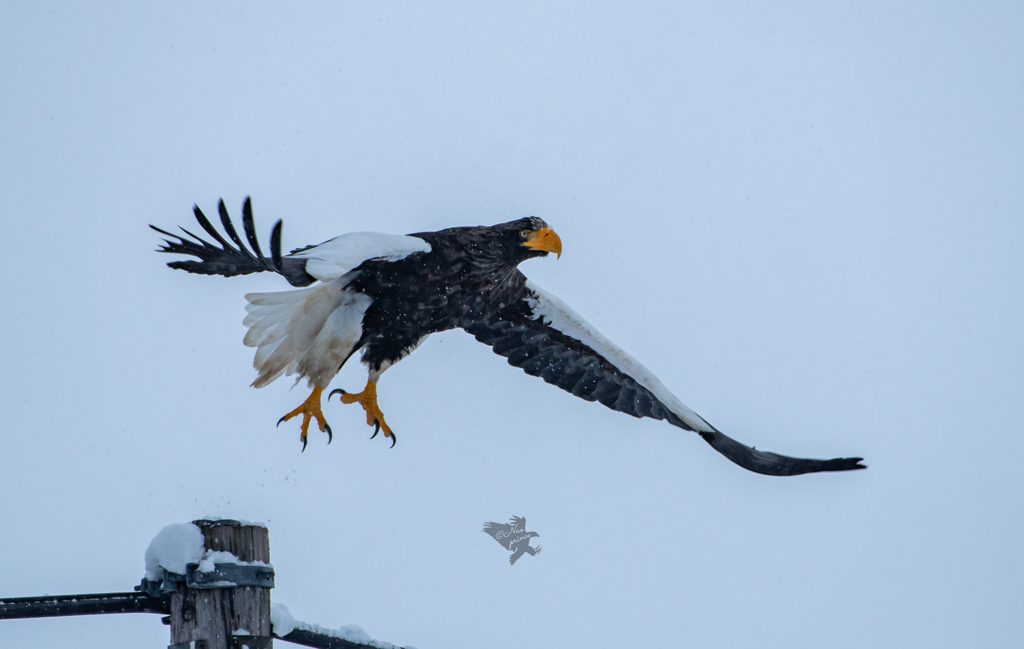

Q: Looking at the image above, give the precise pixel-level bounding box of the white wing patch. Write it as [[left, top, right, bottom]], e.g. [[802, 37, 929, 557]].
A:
[[289, 232, 431, 282], [244, 275, 372, 388], [524, 280, 713, 433]]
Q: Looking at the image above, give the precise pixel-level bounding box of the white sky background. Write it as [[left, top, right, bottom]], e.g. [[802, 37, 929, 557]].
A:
[[1, 2, 1022, 648]]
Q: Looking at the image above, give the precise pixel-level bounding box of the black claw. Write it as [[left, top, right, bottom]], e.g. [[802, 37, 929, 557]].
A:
[[277, 416, 286, 428], [370, 419, 380, 439], [324, 424, 333, 444], [301, 436, 307, 453], [389, 431, 397, 449], [328, 389, 345, 402]]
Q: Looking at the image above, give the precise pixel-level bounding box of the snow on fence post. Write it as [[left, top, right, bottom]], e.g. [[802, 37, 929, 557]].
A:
[[169, 519, 273, 649]]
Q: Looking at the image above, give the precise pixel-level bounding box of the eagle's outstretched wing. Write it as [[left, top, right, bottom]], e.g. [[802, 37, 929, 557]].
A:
[[463, 279, 865, 477], [508, 516, 526, 529], [150, 197, 317, 286], [151, 197, 431, 286]]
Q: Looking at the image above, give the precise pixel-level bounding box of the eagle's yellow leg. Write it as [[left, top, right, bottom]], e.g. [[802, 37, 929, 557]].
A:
[[276, 386, 331, 451], [329, 380, 396, 447]]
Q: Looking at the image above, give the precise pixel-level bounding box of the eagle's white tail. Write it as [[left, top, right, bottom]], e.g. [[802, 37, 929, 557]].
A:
[[243, 279, 372, 388]]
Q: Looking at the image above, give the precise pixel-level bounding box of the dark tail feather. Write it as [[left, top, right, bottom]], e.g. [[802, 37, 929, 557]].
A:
[[697, 429, 866, 476], [151, 197, 316, 286]]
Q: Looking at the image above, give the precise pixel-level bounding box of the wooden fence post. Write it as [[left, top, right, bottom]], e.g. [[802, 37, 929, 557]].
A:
[[169, 519, 273, 649]]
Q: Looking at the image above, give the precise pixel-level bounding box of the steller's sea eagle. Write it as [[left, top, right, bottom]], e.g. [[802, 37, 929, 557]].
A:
[[151, 197, 865, 476]]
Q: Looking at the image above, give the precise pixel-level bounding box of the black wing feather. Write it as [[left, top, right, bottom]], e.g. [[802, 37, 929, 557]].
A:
[[270, 220, 284, 271], [151, 197, 315, 286], [241, 197, 275, 272], [218, 199, 253, 258], [192, 205, 234, 250], [464, 290, 865, 477], [465, 300, 687, 424]]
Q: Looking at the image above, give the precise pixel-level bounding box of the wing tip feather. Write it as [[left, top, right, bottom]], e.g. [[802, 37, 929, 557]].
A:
[[698, 430, 867, 476]]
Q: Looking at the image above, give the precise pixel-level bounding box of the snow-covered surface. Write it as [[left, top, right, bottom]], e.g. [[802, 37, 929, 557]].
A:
[[269, 604, 297, 638], [195, 549, 271, 573], [144, 523, 205, 580], [271, 603, 405, 649], [144, 524, 273, 579]]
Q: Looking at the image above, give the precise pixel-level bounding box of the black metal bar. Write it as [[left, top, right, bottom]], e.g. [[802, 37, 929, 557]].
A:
[[0, 592, 170, 620], [276, 629, 404, 649]]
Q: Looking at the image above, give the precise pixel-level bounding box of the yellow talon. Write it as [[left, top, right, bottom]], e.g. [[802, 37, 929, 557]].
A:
[[277, 386, 331, 450], [336, 380, 394, 440]]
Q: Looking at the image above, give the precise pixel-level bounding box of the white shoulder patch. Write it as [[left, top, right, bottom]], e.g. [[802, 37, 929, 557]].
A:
[[289, 232, 431, 282], [523, 280, 713, 433]]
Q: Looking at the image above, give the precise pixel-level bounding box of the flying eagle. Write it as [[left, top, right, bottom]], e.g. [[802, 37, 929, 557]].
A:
[[151, 198, 865, 476]]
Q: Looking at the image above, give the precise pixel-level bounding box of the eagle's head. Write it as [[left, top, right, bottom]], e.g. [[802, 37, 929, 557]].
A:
[[489, 217, 563, 264]]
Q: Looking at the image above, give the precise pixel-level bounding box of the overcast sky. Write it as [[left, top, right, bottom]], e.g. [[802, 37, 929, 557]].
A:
[[2, 2, 1022, 648]]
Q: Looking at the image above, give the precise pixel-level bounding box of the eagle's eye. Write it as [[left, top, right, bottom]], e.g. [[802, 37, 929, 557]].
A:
[[520, 230, 531, 239]]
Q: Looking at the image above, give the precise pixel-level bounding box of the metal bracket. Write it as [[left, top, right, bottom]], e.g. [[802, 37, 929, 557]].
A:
[[230, 636, 273, 649], [137, 569, 186, 597], [138, 562, 273, 595], [185, 563, 275, 589], [168, 633, 272, 648]]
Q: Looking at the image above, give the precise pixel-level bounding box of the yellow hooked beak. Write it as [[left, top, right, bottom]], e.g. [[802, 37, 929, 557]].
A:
[[523, 228, 563, 259]]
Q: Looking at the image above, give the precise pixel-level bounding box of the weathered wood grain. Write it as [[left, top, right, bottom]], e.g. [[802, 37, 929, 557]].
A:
[[169, 520, 272, 649]]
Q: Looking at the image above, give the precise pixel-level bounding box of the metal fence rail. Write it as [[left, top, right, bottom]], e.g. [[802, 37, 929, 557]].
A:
[[0, 592, 170, 619]]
